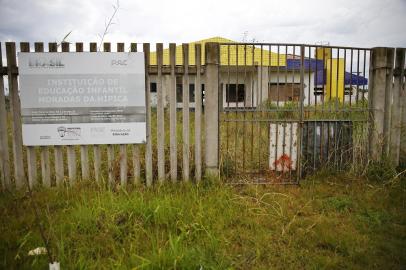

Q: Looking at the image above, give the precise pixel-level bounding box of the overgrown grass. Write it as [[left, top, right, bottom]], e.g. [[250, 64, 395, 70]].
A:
[[1, 173, 405, 269]]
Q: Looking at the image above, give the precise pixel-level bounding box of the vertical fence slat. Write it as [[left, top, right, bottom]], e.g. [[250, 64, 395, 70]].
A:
[[61, 42, 77, 185], [169, 43, 177, 182], [20, 42, 37, 188], [131, 43, 137, 53], [195, 44, 202, 182], [75, 42, 90, 180], [130, 43, 141, 185], [204, 42, 220, 176], [383, 49, 394, 159], [182, 43, 190, 181], [48, 42, 65, 185], [27, 147, 37, 188], [104, 42, 115, 187], [33, 42, 51, 187], [0, 42, 11, 190], [40, 149, 51, 187], [117, 42, 127, 186], [390, 48, 405, 166], [400, 50, 406, 165], [107, 145, 114, 186], [133, 144, 140, 185], [6, 42, 25, 188], [89, 42, 101, 183], [119, 144, 127, 186], [117, 42, 124, 53], [144, 43, 153, 186], [298, 45, 305, 181], [93, 146, 102, 183], [66, 147, 76, 185], [157, 43, 165, 182], [369, 47, 395, 161]]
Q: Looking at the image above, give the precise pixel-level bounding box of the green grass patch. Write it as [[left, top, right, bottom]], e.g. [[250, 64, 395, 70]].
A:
[[1, 173, 405, 269]]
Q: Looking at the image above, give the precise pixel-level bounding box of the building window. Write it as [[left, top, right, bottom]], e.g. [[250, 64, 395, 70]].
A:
[[269, 83, 300, 101], [189, 84, 195, 102], [150, 82, 157, 93], [176, 84, 182, 102], [226, 84, 245, 102], [344, 87, 353, 96], [313, 87, 324, 96], [176, 84, 204, 103]]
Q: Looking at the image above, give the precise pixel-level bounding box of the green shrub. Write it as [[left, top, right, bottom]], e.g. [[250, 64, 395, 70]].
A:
[[365, 160, 396, 183]]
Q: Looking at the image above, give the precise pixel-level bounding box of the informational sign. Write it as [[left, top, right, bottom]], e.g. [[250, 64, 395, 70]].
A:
[[18, 52, 146, 146]]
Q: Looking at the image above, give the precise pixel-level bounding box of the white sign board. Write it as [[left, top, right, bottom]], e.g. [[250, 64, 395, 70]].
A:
[[269, 123, 298, 172], [18, 52, 146, 146]]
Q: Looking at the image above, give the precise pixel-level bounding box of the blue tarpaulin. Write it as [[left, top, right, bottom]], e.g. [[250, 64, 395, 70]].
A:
[[314, 70, 368, 86], [285, 59, 368, 86]]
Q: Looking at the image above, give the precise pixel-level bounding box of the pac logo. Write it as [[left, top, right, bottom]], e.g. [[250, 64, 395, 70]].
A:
[[111, 60, 127, 66]]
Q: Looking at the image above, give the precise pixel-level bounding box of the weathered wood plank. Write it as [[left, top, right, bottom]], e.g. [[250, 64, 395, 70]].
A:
[[33, 42, 51, 187], [66, 147, 76, 185], [194, 44, 202, 182], [0, 42, 11, 190], [49, 42, 65, 185], [144, 43, 153, 187], [104, 42, 115, 187], [130, 43, 141, 185], [169, 43, 177, 182], [107, 144, 114, 187], [130, 43, 137, 52], [156, 43, 165, 182], [6, 42, 25, 188], [117, 42, 124, 52], [119, 144, 127, 186], [61, 42, 77, 186], [75, 42, 90, 180], [20, 42, 37, 188], [90, 42, 102, 183], [182, 43, 190, 182], [27, 147, 37, 188], [133, 145, 141, 185], [117, 42, 128, 186], [41, 148, 51, 187]]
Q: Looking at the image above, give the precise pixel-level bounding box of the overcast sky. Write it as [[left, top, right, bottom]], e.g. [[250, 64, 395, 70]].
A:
[[0, 0, 405, 48]]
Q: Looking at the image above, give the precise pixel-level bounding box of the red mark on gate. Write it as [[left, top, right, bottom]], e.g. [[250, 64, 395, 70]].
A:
[[274, 154, 292, 171]]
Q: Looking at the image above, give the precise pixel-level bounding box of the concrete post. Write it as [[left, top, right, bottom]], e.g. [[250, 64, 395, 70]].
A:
[[397, 49, 406, 166], [369, 47, 395, 161], [390, 48, 405, 166], [204, 42, 220, 176]]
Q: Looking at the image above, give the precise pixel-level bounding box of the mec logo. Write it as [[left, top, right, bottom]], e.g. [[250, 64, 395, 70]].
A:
[[111, 59, 127, 66]]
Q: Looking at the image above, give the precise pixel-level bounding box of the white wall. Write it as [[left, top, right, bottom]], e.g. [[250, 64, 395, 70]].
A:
[[149, 67, 317, 109]]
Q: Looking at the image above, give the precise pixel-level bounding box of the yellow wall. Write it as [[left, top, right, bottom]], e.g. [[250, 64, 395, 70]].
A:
[[325, 58, 345, 102], [315, 47, 332, 64]]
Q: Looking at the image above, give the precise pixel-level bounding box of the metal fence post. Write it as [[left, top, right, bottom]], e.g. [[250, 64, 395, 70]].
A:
[[369, 47, 395, 162], [204, 42, 220, 177]]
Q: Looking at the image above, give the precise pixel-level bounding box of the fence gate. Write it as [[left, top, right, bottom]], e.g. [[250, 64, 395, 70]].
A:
[[219, 43, 371, 184]]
